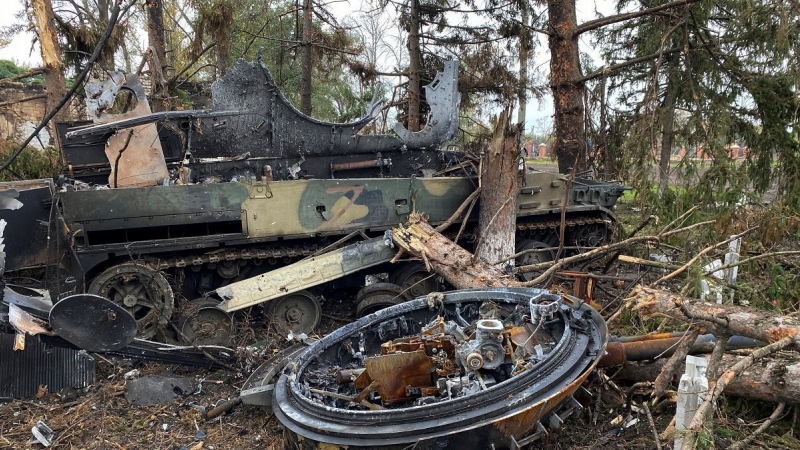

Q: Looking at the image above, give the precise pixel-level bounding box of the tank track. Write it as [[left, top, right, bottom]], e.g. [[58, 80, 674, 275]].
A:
[[136, 214, 613, 273]]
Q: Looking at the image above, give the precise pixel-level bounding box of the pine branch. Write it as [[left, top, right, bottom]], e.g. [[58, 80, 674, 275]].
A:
[[576, 0, 701, 35]]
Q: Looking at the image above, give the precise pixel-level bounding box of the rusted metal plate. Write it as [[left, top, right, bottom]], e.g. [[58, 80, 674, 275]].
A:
[[358, 350, 433, 403], [84, 72, 169, 188]]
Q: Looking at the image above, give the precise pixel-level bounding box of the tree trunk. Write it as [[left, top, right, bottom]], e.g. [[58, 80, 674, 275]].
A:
[[145, 0, 170, 112], [632, 286, 800, 349], [517, 8, 530, 126], [548, 0, 585, 174], [299, 0, 313, 115], [617, 354, 800, 405], [477, 109, 521, 268], [658, 63, 678, 196], [406, 0, 422, 132], [392, 215, 521, 289], [30, 0, 68, 135]]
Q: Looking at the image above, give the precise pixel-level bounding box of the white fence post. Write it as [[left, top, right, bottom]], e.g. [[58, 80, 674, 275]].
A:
[[675, 355, 709, 450]]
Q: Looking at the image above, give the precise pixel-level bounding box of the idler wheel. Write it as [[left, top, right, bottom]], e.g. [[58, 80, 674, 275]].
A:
[[389, 262, 440, 298], [515, 239, 555, 281], [178, 298, 235, 346], [88, 262, 174, 339], [269, 290, 321, 334], [355, 282, 408, 317]]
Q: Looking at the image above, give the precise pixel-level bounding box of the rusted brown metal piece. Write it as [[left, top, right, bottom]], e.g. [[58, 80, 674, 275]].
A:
[[557, 270, 633, 306], [355, 350, 433, 403]]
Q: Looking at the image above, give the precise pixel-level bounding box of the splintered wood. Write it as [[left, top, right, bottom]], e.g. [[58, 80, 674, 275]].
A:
[[392, 213, 520, 290]]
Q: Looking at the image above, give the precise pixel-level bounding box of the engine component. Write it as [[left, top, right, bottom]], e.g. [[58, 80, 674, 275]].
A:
[[457, 319, 506, 371]]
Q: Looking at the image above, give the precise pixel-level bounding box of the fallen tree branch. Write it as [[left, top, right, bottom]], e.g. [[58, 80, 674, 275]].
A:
[[658, 205, 700, 236], [631, 286, 800, 348], [652, 328, 700, 398], [702, 250, 800, 277], [0, 94, 47, 109], [682, 337, 794, 450], [650, 227, 757, 285], [726, 402, 786, 450], [435, 186, 482, 233], [392, 214, 517, 289], [617, 352, 800, 405]]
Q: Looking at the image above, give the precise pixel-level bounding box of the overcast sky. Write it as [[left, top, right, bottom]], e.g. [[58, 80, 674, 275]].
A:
[[0, 0, 615, 133]]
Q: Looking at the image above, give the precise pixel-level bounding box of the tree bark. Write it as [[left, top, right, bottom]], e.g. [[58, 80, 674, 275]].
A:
[[145, 0, 170, 112], [616, 353, 800, 405], [406, 0, 422, 132], [548, 0, 585, 174], [30, 0, 68, 133], [517, 8, 530, 127], [477, 109, 521, 268], [658, 59, 679, 196], [300, 0, 313, 115], [392, 214, 521, 289], [631, 286, 800, 349]]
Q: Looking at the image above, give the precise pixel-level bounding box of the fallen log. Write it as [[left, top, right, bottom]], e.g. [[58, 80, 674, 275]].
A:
[[392, 213, 520, 289], [631, 285, 800, 349], [615, 353, 800, 405]]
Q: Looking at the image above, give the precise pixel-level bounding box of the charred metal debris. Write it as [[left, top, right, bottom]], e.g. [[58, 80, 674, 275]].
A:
[[269, 288, 608, 449]]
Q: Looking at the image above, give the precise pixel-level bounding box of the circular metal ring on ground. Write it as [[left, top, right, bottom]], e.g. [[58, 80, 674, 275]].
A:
[[269, 290, 321, 334], [49, 294, 137, 352], [88, 262, 175, 339]]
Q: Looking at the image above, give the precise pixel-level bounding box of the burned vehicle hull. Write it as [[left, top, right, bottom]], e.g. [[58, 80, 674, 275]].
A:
[[1, 58, 626, 341], [271, 288, 607, 449]]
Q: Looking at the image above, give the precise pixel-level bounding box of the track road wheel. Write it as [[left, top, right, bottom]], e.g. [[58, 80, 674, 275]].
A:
[[389, 262, 440, 299], [515, 239, 555, 282], [88, 262, 174, 339], [356, 282, 408, 317], [269, 290, 321, 335], [178, 299, 235, 346]]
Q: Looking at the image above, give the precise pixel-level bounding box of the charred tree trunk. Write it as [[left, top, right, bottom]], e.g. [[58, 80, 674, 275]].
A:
[[31, 0, 68, 132], [145, 0, 170, 112], [477, 109, 521, 268], [300, 0, 313, 115], [406, 0, 422, 132], [548, 0, 585, 174]]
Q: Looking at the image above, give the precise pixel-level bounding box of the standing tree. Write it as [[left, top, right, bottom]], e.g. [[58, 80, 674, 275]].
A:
[[30, 0, 67, 126], [544, 0, 701, 173], [145, 0, 171, 111]]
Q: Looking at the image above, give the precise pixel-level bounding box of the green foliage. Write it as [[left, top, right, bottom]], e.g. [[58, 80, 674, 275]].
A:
[[593, 0, 800, 212], [0, 140, 60, 182], [0, 60, 43, 84]]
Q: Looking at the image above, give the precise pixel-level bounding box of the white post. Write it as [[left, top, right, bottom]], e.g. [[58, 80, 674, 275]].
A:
[[724, 237, 741, 303], [675, 355, 709, 450]]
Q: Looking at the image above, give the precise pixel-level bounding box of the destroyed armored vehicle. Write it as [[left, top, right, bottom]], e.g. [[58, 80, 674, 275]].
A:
[[1, 58, 626, 343], [261, 287, 607, 449]]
